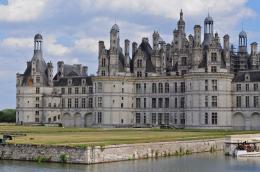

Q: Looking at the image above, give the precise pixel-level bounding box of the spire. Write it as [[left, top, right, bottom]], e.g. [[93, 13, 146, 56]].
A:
[[180, 9, 183, 20]]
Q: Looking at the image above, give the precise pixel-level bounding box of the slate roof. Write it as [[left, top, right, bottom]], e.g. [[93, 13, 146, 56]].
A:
[[233, 71, 260, 82], [53, 76, 93, 87]]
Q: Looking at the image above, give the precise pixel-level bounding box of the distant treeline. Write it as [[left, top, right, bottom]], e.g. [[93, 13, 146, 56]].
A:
[[0, 109, 16, 123]]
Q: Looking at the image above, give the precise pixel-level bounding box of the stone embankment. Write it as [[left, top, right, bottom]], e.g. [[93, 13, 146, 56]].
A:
[[0, 139, 224, 164]]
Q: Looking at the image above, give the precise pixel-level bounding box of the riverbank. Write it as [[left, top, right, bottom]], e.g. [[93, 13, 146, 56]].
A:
[[0, 139, 224, 164]]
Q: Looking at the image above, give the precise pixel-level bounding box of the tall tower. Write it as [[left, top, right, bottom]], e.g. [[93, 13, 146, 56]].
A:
[[223, 34, 230, 70], [203, 14, 214, 45], [177, 9, 185, 33], [109, 24, 120, 75], [124, 39, 130, 72], [238, 30, 247, 53], [251, 42, 258, 69], [153, 31, 160, 51]]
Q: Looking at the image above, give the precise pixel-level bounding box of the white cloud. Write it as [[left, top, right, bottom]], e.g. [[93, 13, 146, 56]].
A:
[[45, 36, 70, 57], [1, 37, 32, 48], [80, 0, 254, 20], [0, 0, 48, 22]]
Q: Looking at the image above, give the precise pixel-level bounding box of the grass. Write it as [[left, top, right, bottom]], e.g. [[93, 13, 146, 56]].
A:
[[1, 126, 260, 147]]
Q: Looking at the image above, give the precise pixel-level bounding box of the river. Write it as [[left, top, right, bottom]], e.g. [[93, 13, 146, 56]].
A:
[[0, 152, 260, 172]]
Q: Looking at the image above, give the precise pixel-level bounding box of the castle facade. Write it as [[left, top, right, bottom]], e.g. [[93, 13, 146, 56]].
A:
[[16, 11, 260, 130]]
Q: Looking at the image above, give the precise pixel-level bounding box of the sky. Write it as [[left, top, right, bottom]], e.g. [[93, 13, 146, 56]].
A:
[[0, 0, 260, 110]]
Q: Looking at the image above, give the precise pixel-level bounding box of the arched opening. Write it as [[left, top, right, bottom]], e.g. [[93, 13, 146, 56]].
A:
[[85, 113, 93, 127], [251, 113, 260, 130], [74, 113, 82, 128], [232, 113, 245, 130], [62, 113, 72, 127]]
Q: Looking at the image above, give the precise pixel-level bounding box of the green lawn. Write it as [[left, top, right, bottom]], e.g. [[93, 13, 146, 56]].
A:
[[1, 126, 260, 147]]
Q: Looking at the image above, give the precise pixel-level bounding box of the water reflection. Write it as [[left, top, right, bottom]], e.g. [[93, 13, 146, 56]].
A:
[[0, 152, 260, 172]]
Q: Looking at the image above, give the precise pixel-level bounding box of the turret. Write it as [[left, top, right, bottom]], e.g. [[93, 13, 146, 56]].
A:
[[57, 61, 64, 77], [239, 30, 247, 53], [124, 39, 130, 72], [109, 24, 120, 75], [47, 62, 53, 86], [153, 31, 160, 51], [223, 34, 230, 51], [98, 41, 105, 57], [203, 14, 214, 45], [194, 25, 201, 47], [177, 9, 185, 33], [132, 42, 138, 58], [251, 42, 257, 56]]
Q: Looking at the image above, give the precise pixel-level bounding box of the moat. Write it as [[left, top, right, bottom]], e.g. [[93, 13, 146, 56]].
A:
[[1, 152, 260, 172]]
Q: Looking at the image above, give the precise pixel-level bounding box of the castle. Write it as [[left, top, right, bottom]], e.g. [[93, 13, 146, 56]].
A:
[[16, 11, 260, 130]]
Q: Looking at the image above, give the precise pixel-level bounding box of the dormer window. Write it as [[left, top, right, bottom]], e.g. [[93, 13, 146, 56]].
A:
[[137, 59, 142, 68], [245, 74, 250, 82], [68, 79, 72, 86], [211, 53, 217, 62], [82, 79, 86, 86]]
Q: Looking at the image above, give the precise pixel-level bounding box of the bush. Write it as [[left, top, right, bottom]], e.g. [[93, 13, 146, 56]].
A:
[[0, 109, 16, 123]]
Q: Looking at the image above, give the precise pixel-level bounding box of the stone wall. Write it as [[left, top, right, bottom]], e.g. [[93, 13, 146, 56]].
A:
[[0, 139, 224, 164]]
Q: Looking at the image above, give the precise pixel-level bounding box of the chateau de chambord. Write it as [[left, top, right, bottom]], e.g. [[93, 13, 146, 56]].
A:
[[16, 11, 260, 130]]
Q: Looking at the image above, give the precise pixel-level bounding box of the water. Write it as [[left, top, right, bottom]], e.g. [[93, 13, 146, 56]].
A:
[[0, 152, 260, 172]]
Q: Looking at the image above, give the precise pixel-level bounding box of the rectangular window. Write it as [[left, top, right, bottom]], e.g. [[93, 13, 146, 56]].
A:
[[136, 83, 141, 93], [236, 84, 241, 91], [211, 53, 217, 62], [246, 84, 249, 91], [97, 82, 102, 93], [61, 98, 65, 108], [236, 96, 241, 108], [212, 96, 217, 107], [68, 88, 72, 94], [89, 98, 93, 108], [254, 96, 259, 108], [180, 97, 185, 108], [152, 98, 156, 108], [144, 83, 146, 93], [165, 113, 170, 125], [82, 87, 86, 94], [205, 96, 208, 107], [136, 113, 141, 124], [89, 87, 93, 94], [158, 113, 162, 125], [158, 98, 163, 108], [82, 98, 86, 108], [165, 98, 169, 108], [205, 113, 208, 125], [97, 112, 102, 124], [36, 104, 39, 108], [68, 98, 71, 108], [61, 88, 65, 94], [246, 96, 249, 108], [152, 113, 156, 124], [136, 98, 141, 108], [181, 82, 185, 93], [35, 111, 39, 115], [180, 113, 185, 124], [36, 97, 39, 101], [212, 113, 218, 125], [165, 83, 169, 93], [75, 98, 78, 108], [36, 87, 40, 94], [75, 87, 79, 94], [212, 80, 217, 91], [144, 98, 146, 108], [152, 83, 157, 93], [205, 80, 208, 91], [98, 97, 102, 108], [254, 84, 258, 91], [175, 97, 178, 108], [211, 66, 217, 73], [175, 83, 178, 93], [158, 83, 163, 93]]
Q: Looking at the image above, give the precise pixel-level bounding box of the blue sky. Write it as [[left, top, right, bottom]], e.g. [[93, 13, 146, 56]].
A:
[[0, 0, 260, 109]]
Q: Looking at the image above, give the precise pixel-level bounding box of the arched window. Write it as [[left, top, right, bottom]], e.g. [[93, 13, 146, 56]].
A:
[[101, 70, 105, 76], [137, 59, 142, 68], [159, 83, 163, 93], [165, 83, 169, 93], [101, 58, 106, 67], [152, 83, 157, 93]]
